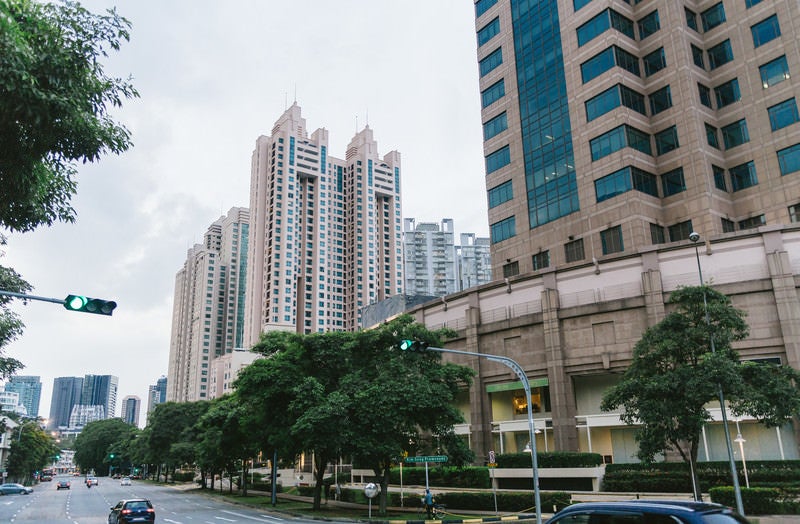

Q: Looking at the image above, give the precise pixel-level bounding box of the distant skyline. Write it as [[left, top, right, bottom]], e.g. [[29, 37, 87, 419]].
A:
[[2, 1, 485, 417]]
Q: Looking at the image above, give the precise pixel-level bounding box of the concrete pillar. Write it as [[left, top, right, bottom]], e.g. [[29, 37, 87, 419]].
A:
[[464, 306, 493, 464]]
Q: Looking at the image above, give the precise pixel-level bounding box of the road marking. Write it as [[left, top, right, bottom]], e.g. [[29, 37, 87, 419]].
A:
[[164, 519, 184, 523], [221, 509, 284, 522], [215, 518, 236, 522], [258, 516, 284, 522]]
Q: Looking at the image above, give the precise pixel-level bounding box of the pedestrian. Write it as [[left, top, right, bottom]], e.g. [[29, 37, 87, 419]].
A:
[[424, 488, 433, 519]]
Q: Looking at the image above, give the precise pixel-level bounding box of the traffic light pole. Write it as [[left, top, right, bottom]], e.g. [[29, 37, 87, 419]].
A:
[[0, 289, 67, 305], [424, 346, 542, 524], [0, 289, 117, 316]]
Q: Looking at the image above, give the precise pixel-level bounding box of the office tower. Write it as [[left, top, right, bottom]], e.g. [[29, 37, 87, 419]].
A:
[[4, 376, 41, 418], [48, 377, 83, 429], [68, 404, 104, 428], [147, 376, 167, 416], [168, 208, 249, 402], [244, 103, 402, 342], [456, 233, 492, 291], [475, 0, 800, 279], [403, 218, 458, 297], [121, 396, 141, 427], [81, 374, 118, 419]]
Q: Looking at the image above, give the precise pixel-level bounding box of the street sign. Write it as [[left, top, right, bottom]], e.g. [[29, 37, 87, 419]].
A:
[[404, 455, 448, 463]]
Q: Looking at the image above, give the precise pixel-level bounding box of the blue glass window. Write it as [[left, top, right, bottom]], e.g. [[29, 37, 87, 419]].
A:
[[708, 40, 734, 69], [698, 83, 712, 108], [768, 98, 799, 131], [686, 8, 699, 31], [581, 46, 640, 84], [760, 56, 790, 88], [661, 167, 686, 196], [752, 15, 781, 48], [481, 79, 506, 108], [777, 143, 800, 175], [722, 218, 736, 232], [484, 112, 508, 140], [712, 165, 727, 191], [601, 225, 624, 254], [739, 215, 766, 230], [714, 78, 741, 108], [574, 0, 592, 11], [475, 0, 498, 18], [585, 84, 645, 121], [692, 44, 705, 69], [479, 47, 503, 77], [638, 10, 660, 40], [590, 125, 652, 160], [722, 119, 750, 149], [729, 161, 758, 191], [478, 17, 501, 46], [485, 145, 510, 173], [577, 9, 634, 47], [643, 48, 666, 76], [488, 180, 513, 208], [701, 2, 726, 32], [745, 0, 763, 6], [595, 166, 657, 202], [490, 216, 516, 243], [649, 85, 672, 115], [706, 124, 720, 149], [655, 126, 679, 155], [669, 221, 693, 242]]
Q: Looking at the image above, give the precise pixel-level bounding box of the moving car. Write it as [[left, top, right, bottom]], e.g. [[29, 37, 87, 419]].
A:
[[546, 500, 750, 523], [57, 479, 71, 490], [86, 476, 99, 486], [0, 483, 33, 495], [108, 498, 155, 524], [120, 477, 131, 486]]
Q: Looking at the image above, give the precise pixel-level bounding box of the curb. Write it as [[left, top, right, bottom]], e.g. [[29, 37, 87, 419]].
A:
[[384, 516, 538, 524]]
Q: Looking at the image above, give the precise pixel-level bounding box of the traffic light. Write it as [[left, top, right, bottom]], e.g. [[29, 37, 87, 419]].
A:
[[63, 294, 117, 316], [399, 339, 429, 351]]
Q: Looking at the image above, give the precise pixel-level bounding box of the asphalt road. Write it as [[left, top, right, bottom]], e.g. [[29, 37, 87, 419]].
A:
[[0, 475, 302, 524]]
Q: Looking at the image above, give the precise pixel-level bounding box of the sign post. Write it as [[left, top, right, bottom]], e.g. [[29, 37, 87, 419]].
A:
[[405, 456, 448, 493], [488, 450, 498, 515]]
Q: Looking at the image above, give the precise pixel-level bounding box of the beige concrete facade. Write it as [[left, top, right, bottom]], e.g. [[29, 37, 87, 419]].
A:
[[409, 227, 800, 464]]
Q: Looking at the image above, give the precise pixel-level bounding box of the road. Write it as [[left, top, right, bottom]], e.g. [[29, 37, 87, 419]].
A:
[[0, 475, 309, 524]]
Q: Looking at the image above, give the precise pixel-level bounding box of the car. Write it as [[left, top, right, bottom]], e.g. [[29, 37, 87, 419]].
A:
[[108, 498, 155, 524], [40, 475, 52, 481], [57, 479, 71, 490], [86, 476, 99, 486], [120, 477, 131, 486], [546, 500, 751, 524], [0, 483, 33, 495]]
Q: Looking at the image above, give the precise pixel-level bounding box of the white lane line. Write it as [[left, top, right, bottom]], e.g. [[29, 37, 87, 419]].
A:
[[215, 518, 236, 522], [164, 519, 185, 524], [258, 516, 284, 522], [221, 509, 285, 522]]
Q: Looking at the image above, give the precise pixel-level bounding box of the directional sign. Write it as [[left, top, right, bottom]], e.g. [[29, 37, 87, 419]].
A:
[[405, 455, 448, 463]]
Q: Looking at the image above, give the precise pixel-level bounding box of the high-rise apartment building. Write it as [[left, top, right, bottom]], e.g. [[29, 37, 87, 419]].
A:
[[168, 207, 249, 402], [147, 376, 167, 416], [475, 0, 800, 279], [3, 376, 41, 418], [244, 103, 403, 341], [81, 374, 118, 419], [48, 376, 83, 430], [121, 396, 141, 427], [403, 218, 458, 296], [456, 233, 492, 290]]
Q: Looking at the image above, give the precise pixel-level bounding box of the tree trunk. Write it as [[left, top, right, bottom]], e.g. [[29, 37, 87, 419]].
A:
[[312, 453, 328, 510], [242, 462, 248, 497], [378, 459, 391, 516]]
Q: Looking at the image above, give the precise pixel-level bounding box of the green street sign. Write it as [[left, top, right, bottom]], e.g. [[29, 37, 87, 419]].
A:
[[404, 455, 448, 463]]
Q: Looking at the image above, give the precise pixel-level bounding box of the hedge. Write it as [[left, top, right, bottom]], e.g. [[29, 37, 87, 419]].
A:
[[389, 466, 491, 488], [497, 452, 604, 468]]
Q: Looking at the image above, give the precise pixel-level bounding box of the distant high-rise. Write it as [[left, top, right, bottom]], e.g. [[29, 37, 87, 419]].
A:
[[4, 376, 41, 418], [121, 396, 141, 427], [475, 0, 800, 278], [244, 103, 403, 341], [81, 375, 118, 419], [456, 233, 492, 291], [403, 218, 458, 296], [168, 207, 249, 402], [147, 376, 167, 416], [48, 377, 83, 429]]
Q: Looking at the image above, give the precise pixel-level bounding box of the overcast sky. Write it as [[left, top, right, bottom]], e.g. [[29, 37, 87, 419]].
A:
[[2, 1, 488, 423]]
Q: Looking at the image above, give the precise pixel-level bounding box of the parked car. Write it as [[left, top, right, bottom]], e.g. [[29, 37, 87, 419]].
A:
[[546, 500, 750, 523], [120, 477, 131, 486], [0, 483, 33, 495], [108, 498, 155, 524], [57, 479, 71, 490]]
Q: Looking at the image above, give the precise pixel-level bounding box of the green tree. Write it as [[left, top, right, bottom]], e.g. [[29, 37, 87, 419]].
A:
[[144, 401, 210, 481], [5, 418, 58, 484], [0, 0, 138, 233], [601, 286, 800, 500], [73, 418, 136, 476], [0, 260, 29, 378], [235, 315, 474, 514]]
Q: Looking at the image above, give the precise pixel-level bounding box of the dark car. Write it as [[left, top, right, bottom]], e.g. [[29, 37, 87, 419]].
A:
[[546, 500, 750, 523], [0, 483, 33, 495], [108, 498, 155, 524], [57, 479, 71, 490]]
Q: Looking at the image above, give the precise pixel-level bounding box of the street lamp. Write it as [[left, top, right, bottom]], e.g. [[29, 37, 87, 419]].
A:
[[734, 420, 750, 489], [689, 232, 745, 516]]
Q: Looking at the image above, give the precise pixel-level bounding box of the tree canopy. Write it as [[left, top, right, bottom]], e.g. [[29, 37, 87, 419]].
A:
[[601, 286, 800, 499], [73, 418, 137, 475]]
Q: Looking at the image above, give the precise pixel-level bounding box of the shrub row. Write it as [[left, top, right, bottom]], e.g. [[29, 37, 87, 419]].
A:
[[389, 466, 491, 489], [709, 486, 790, 515], [497, 452, 604, 468]]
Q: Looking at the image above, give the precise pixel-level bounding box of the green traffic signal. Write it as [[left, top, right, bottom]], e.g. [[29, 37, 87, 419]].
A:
[[63, 294, 117, 316], [399, 339, 429, 351]]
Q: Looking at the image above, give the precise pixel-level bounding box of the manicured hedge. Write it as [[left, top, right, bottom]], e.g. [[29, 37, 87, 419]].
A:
[[710, 486, 783, 515], [497, 452, 604, 468], [389, 466, 491, 489]]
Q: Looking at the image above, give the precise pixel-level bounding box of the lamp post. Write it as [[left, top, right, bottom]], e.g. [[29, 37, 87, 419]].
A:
[[689, 232, 745, 516], [734, 420, 750, 489]]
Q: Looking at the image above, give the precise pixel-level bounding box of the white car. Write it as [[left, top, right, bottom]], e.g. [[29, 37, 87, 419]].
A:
[[120, 477, 131, 486]]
